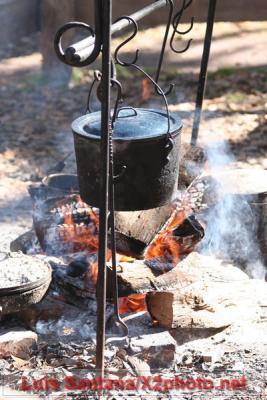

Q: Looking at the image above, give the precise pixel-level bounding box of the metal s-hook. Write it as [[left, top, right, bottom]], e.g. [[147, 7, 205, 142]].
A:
[[155, 0, 175, 96], [170, 0, 194, 54], [114, 16, 140, 66], [113, 15, 171, 135]]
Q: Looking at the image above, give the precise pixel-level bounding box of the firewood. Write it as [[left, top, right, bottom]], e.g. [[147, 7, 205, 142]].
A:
[[114, 205, 172, 258], [146, 252, 267, 330], [51, 259, 192, 302], [107, 260, 193, 297]]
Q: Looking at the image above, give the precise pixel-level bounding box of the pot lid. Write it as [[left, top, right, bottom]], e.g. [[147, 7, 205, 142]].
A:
[[72, 108, 182, 140]]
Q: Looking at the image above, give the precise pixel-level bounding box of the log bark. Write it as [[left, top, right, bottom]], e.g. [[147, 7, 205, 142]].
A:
[[114, 205, 172, 258], [108, 260, 192, 297]]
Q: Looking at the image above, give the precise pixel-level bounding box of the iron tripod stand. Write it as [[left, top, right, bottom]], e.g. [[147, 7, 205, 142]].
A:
[[54, 0, 218, 383]]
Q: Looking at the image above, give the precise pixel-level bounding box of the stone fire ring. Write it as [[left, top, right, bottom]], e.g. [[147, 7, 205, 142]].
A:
[[0, 253, 52, 315]]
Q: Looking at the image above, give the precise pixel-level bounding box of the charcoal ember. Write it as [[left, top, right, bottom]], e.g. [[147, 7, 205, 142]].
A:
[[144, 258, 174, 275], [172, 215, 204, 239], [67, 254, 91, 277]]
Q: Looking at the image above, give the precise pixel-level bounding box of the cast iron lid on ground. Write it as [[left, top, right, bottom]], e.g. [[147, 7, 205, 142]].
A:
[[72, 108, 182, 141]]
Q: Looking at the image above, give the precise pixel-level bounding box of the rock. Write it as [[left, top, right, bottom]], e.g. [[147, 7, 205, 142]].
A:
[[129, 331, 177, 370], [202, 354, 213, 363], [0, 328, 37, 359], [17, 295, 81, 330], [125, 356, 151, 377]]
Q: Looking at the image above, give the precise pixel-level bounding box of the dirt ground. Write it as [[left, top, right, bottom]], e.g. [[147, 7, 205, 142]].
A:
[[0, 21, 266, 398]]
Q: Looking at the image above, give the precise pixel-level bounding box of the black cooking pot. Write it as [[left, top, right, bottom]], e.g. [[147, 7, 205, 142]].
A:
[[72, 107, 182, 211]]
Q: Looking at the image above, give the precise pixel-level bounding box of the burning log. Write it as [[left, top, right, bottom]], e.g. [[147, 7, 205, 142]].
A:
[[146, 252, 267, 330], [107, 260, 193, 298], [51, 258, 192, 303], [30, 180, 205, 259], [114, 205, 172, 258]]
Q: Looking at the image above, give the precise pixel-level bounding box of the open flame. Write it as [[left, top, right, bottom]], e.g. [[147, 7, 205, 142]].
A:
[[57, 196, 188, 314], [58, 196, 100, 253], [145, 208, 187, 267]]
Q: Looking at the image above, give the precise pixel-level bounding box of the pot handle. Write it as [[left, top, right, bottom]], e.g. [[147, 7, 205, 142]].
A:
[[116, 107, 138, 119]]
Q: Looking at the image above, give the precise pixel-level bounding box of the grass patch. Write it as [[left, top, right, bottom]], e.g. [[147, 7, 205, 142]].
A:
[[20, 72, 50, 91], [208, 67, 236, 80], [225, 91, 247, 103], [71, 68, 86, 86]]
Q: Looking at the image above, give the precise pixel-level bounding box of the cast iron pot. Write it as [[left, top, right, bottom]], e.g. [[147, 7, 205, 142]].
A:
[[72, 107, 182, 211]]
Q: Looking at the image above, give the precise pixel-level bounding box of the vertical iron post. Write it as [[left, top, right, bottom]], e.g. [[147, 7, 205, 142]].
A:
[[96, 0, 112, 380], [191, 0, 217, 146]]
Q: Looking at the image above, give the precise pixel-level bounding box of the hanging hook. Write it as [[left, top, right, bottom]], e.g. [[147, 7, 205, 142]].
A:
[[114, 16, 140, 66], [113, 15, 171, 135], [170, 0, 194, 54], [154, 0, 175, 96]]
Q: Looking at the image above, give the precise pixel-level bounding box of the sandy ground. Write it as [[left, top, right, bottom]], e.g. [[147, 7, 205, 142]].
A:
[[0, 21, 266, 399]]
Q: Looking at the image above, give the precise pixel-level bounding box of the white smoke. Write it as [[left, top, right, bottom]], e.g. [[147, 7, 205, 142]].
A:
[[198, 137, 265, 279]]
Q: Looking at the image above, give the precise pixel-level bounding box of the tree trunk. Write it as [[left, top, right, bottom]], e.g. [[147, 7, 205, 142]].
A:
[[41, 0, 75, 84]]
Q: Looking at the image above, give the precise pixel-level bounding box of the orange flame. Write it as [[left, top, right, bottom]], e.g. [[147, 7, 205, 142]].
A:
[[119, 294, 147, 314], [59, 196, 99, 253], [57, 196, 190, 315], [145, 208, 187, 266]]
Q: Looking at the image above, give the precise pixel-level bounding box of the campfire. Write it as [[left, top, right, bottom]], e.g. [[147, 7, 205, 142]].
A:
[[10, 155, 267, 315], [18, 150, 207, 313]]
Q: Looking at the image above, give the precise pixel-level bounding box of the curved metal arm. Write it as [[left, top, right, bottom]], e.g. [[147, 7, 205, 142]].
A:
[[54, 0, 103, 67]]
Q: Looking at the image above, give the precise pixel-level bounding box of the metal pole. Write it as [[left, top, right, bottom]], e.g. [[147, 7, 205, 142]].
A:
[[65, 0, 167, 64], [96, 0, 112, 380], [191, 0, 217, 146]]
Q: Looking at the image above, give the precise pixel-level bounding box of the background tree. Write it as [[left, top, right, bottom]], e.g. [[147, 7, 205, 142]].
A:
[[40, 0, 75, 84]]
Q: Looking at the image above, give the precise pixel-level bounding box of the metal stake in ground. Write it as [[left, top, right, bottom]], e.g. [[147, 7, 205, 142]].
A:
[[191, 0, 217, 146], [95, 0, 112, 380]]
